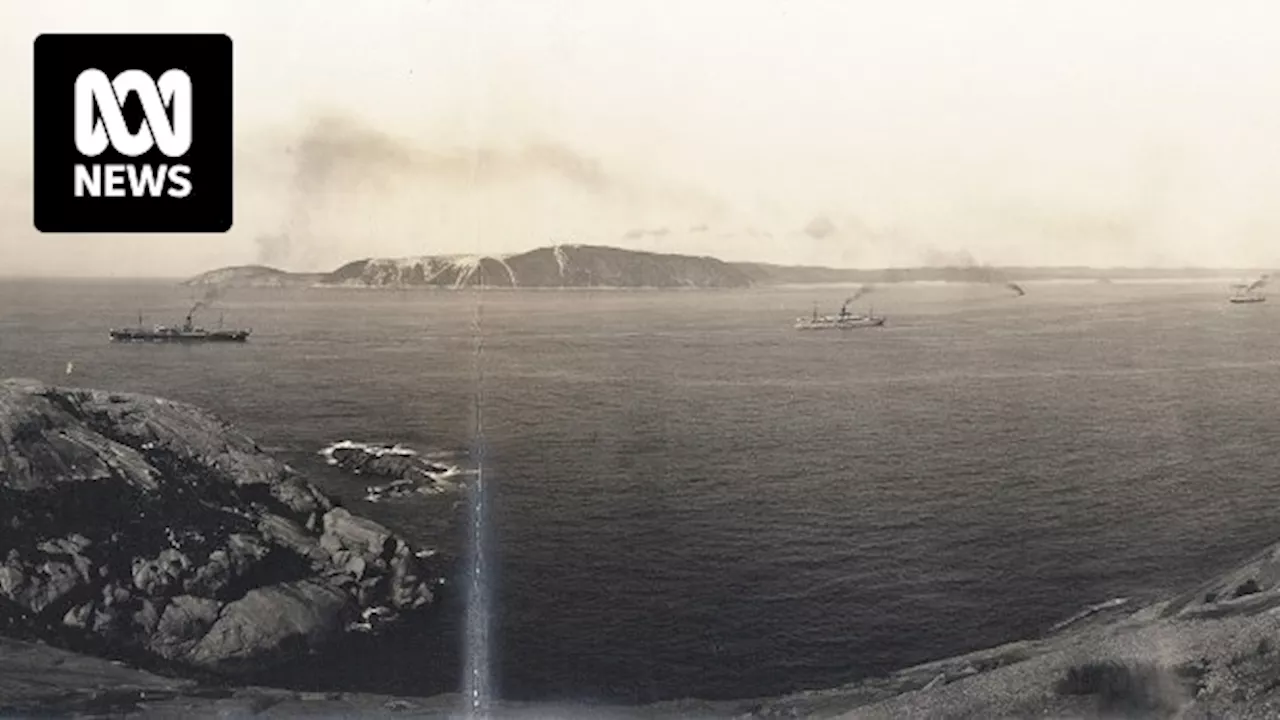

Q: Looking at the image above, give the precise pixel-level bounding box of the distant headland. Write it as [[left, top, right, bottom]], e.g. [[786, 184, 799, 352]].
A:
[[184, 244, 1268, 290]]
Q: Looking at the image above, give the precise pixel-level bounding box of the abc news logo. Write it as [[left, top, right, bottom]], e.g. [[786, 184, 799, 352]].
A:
[[73, 68, 193, 199], [34, 34, 232, 233]]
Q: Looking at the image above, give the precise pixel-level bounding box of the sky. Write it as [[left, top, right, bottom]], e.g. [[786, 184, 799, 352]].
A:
[[4, 0, 1280, 276]]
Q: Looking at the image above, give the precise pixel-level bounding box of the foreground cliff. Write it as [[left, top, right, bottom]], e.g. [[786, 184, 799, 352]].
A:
[[0, 378, 442, 679]]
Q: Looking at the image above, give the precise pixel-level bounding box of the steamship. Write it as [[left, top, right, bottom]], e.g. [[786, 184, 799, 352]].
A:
[[1229, 286, 1266, 304], [794, 301, 886, 330], [109, 305, 251, 342]]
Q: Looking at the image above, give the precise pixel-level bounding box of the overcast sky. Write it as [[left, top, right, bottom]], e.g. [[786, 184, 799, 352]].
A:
[[4, 0, 1280, 276]]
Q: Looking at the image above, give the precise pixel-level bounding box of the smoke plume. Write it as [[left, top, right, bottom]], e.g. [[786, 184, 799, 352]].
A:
[[257, 113, 728, 270], [846, 285, 875, 304], [188, 283, 228, 317]]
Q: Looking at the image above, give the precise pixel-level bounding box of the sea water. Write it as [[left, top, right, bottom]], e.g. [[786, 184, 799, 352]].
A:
[[4, 279, 1280, 704]]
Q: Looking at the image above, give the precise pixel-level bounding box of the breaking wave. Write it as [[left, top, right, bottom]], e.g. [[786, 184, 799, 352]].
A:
[[1048, 597, 1130, 634]]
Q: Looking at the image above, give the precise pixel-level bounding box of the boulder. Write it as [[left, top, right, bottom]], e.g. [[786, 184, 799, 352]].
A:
[[189, 581, 350, 672], [149, 594, 221, 660]]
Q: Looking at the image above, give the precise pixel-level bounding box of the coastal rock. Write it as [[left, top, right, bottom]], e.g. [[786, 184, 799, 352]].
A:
[[319, 440, 462, 502], [188, 581, 350, 672], [150, 595, 221, 659], [319, 440, 459, 483], [0, 378, 440, 677], [321, 508, 396, 559]]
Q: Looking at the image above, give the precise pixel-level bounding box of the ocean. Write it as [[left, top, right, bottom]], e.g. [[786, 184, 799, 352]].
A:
[[4, 278, 1280, 705]]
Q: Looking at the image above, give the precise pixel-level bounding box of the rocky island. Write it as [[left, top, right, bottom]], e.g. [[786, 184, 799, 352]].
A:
[[183, 243, 1271, 291]]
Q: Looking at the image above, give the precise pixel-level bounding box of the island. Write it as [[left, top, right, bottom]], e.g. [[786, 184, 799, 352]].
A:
[[183, 244, 1269, 290]]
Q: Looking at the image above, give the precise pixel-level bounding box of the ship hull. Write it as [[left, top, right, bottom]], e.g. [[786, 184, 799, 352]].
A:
[[1229, 297, 1266, 304], [794, 317, 886, 330], [109, 330, 250, 342]]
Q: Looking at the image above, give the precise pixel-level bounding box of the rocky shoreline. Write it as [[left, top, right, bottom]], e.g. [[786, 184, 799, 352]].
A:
[[0, 378, 446, 683]]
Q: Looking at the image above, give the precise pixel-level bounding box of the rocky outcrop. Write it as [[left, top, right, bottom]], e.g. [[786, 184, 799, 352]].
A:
[[0, 378, 441, 677], [320, 441, 457, 484], [320, 441, 461, 502]]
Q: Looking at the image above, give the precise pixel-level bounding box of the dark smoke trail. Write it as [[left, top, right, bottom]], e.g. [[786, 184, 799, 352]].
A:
[[187, 284, 229, 318], [846, 285, 876, 304], [257, 113, 728, 269], [1248, 274, 1270, 292]]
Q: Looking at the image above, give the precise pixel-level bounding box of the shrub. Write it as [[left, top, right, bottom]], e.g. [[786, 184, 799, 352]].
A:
[[1056, 660, 1185, 716], [1234, 579, 1261, 598]]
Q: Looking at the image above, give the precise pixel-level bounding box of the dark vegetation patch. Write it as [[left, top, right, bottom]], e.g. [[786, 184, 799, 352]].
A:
[[1056, 660, 1191, 717]]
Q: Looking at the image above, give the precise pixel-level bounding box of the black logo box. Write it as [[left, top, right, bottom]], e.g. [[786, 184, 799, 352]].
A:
[[33, 34, 232, 233]]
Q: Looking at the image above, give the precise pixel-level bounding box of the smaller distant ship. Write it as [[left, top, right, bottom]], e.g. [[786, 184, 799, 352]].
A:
[[109, 305, 252, 343], [794, 300, 886, 330], [1230, 274, 1270, 303], [1229, 285, 1267, 304]]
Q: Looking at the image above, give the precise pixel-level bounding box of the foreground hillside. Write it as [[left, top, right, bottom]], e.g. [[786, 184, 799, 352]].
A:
[[741, 540, 1280, 718]]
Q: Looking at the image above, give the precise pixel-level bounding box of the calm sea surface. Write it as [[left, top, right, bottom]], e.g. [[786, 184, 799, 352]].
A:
[[4, 279, 1280, 704]]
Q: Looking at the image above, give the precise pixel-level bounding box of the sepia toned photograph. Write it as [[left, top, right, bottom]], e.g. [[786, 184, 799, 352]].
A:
[[5, 2, 1280, 718]]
